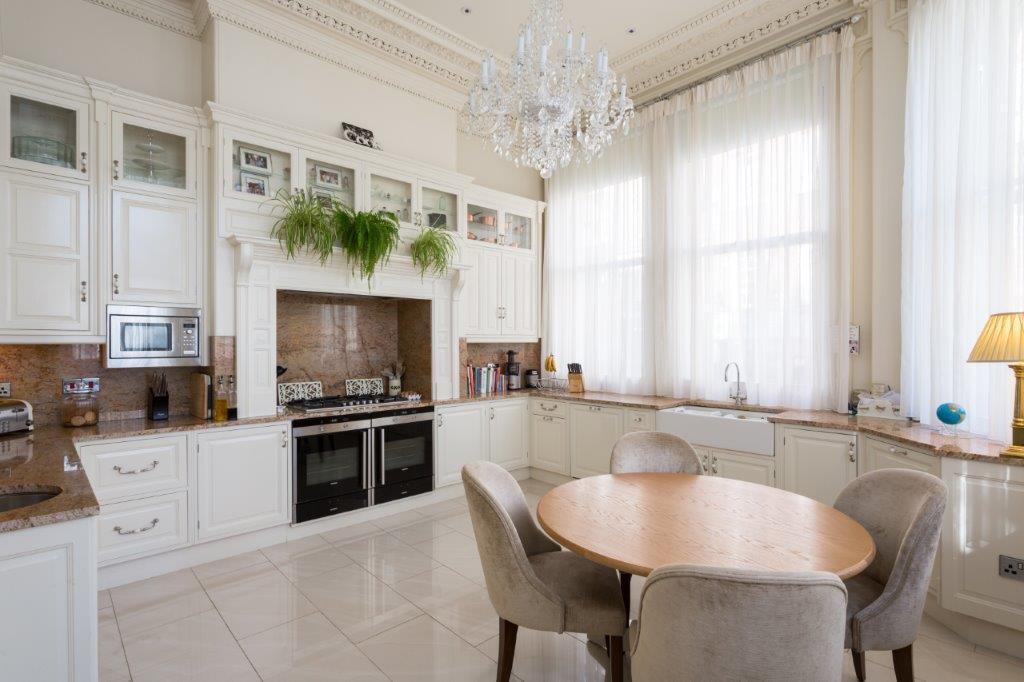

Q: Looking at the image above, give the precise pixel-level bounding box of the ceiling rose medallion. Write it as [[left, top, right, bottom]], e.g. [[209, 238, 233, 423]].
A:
[[461, 0, 635, 178]]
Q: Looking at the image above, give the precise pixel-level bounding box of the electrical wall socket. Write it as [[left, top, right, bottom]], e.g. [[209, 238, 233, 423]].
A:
[[0, 382, 10, 398], [1000, 555, 1024, 582]]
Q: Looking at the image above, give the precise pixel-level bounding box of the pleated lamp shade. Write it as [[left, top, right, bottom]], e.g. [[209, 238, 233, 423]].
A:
[[968, 312, 1024, 363]]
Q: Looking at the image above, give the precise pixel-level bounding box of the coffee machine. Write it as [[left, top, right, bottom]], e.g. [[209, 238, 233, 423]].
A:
[[505, 350, 522, 390]]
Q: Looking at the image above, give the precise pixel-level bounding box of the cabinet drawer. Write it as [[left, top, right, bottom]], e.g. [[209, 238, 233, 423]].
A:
[[375, 476, 433, 505], [97, 491, 189, 565], [624, 409, 654, 432], [531, 399, 566, 417], [79, 435, 188, 503]]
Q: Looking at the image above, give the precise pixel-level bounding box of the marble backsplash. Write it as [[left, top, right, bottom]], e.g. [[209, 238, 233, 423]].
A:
[[459, 339, 542, 396]]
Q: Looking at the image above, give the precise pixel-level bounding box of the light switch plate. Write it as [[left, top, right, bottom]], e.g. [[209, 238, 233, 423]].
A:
[[0, 382, 10, 397]]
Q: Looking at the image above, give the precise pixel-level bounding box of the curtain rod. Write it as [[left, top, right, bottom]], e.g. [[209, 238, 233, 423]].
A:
[[635, 13, 862, 111]]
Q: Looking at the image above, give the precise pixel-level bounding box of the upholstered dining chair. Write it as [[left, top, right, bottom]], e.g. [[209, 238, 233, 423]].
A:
[[629, 564, 848, 681], [610, 431, 705, 475], [462, 461, 627, 682], [833, 469, 948, 682]]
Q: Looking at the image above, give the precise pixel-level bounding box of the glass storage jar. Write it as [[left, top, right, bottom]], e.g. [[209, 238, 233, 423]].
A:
[[61, 378, 100, 427]]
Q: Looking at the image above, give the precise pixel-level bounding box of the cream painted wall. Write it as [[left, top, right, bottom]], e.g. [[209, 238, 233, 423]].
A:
[[457, 131, 544, 201], [0, 0, 202, 106]]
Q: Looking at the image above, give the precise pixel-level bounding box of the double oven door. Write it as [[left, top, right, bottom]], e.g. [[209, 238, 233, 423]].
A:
[[372, 411, 434, 498]]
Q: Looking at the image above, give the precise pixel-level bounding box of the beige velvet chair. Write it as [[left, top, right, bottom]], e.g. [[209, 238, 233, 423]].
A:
[[461, 461, 627, 682], [629, 565, 848, 681], [610, 431, 705, 475], [833, 469, 947, 682]]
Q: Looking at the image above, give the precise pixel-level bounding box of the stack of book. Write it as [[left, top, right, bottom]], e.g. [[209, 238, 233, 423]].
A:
[[465, 363, 506, 396]]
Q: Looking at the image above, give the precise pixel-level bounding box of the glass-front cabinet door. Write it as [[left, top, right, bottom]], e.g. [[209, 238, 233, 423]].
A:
[[2, 85, 90, 180], [505, 212, 533, 250], [112, 113, 195, 197], [419, 185, 458, 231], [467, 203, 500, 244], [228, 138, 293, 200], [369, 173, 413, 225], [305, 157, 355, 209]]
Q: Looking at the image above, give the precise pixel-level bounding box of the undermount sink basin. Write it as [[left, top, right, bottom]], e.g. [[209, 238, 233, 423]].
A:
[[0, 489, 60, 513], [656, 406, 775, 456]]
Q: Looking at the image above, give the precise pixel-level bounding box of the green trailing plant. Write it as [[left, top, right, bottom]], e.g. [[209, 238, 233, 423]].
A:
[[268, 188, 336, 265], [410, 226, 458, 278], [333, 205, 401, 281]]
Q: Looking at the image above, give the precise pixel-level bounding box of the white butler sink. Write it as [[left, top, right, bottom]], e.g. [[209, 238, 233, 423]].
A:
[[655, 405, 775, 456]]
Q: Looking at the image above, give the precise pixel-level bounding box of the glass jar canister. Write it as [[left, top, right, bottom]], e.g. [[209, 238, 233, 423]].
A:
[[61, 377, 100, 427]]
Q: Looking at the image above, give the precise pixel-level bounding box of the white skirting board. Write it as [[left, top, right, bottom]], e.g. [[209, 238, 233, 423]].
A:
[[924, 593, 1024, 660]]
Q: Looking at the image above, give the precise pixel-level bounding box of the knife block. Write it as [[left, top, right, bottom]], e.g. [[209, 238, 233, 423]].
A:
[[147, 389, 169, 421], [568, 373, 585, 393]]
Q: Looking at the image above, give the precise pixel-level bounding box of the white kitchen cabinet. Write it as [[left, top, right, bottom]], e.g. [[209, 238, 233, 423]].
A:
[[461, 246, 502, 338], [111, 190, 198, 305], [709, 448, 775, 486], [501, 252, 538, 338], [0, 170, 90, 332], [530, 413, 569, 475], [1, 83, 91, 181], [624, 408, 655, 432], [461, 245, 537, 341], [97, 491, 189, 565], [0, 517, 97, 682], [778, 427, 857, 505], [112, 112, 196, 197], [79, 433, 188, 504], [195, 423, 290, 542], [569, 404, 624, 478], [489, 400, 529, 470], [435, 402, 488, 486]]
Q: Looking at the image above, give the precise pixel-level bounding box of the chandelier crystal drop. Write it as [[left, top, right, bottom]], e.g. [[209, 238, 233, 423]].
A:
[[461, 0, 635, 179]]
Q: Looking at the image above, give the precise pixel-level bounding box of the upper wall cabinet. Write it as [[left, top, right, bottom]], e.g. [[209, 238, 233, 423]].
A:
[[112, 113, 196, 198], [0, 83, 91, 182]]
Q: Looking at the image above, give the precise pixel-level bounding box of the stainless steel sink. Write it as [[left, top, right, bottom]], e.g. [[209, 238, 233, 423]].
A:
[[0, 490, 59, 513]]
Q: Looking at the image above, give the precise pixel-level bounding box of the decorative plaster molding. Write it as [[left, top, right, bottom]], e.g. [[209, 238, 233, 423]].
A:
[[613, 0, 754, 68], [84, 0, 201, 38]]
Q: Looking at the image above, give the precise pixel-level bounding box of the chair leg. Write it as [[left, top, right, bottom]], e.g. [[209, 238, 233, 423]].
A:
[[851, 650, 866, 681], [607, 634, 624, 682], [496, 618, 518, 682], [892, 644, 913, 682], [619, 572, 632, 615]]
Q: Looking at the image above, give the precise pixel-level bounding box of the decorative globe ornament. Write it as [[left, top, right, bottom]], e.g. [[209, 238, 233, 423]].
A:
[[936, 402, 966, 436]]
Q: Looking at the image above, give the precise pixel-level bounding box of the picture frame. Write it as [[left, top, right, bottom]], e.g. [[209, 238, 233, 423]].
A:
[[240, 171, 270, 197], [312, 189, 335, 208], [314, 165, 342, 189], [239, 146, 272, 174]]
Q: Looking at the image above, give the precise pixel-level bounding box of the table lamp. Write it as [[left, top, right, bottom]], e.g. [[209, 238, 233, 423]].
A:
[[967, 312, 1024, 457]]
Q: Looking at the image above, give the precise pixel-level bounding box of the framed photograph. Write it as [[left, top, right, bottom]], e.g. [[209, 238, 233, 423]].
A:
[[314, 165, 342, 189], [239, 146, 272, 174], [240, 172, 270, 197], [312, 190, 335, 208], [341, 122, 377, 149]]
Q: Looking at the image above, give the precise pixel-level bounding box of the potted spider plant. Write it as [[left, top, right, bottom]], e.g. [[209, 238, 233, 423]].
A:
[[410, 225, 458, 278], [268, 188, 336, 264], [333, 204, 402, 281]]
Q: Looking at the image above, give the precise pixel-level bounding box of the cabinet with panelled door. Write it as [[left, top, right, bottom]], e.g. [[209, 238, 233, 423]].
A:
[[0, 80, 91, 181], [461, 244, 539, 341], [777, 426, 858, 505], [435, 399, 530, 486], [569, 404, 625, 478]]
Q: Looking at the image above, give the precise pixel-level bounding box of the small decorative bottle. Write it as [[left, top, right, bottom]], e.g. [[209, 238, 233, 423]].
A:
[[213, 376, 229, 422], [227, 375, 238, 421]]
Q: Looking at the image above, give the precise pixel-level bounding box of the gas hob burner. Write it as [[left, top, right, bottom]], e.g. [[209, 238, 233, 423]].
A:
[[294, 394, 407, 413]]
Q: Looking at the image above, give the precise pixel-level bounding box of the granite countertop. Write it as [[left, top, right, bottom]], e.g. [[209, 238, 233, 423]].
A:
[[770, 410, 1021, 467]]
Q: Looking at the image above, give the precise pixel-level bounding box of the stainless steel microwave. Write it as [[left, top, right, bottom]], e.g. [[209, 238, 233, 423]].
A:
[[106, 305, 203, 368]]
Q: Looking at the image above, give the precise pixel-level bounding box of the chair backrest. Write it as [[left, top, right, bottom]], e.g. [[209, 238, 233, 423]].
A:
[[630, 565, 848, 682], [461, 461, 565, 631], [834, 469, 947, 586], [610, 431, 704, 475]]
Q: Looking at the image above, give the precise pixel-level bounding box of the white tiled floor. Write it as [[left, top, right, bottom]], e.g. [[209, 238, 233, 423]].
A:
[[99, 478, 1024, 681]]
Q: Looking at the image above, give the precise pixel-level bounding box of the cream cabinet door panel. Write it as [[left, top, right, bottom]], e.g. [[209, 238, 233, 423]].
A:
[[476, 248, 502, 337], [79, 434, 188, 504], [489, 400, 528, 470], [196, 424, 290, 542], [436, 403, 488, 486], [711, 449, 774, 487], [624, 409, 655, 432], [111, 191, 198, 305], [530, 414, 568, 475], [97, 491, 189, 565], [1, 83, 91, 181], [780, 427, 857, 505], [501, 252, 537, 338], [569, 405, 624, 478], [0, 172, 89, 331]]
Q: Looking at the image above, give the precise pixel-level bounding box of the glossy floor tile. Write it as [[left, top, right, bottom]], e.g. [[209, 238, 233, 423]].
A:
[[100, 478, 1024, 681]]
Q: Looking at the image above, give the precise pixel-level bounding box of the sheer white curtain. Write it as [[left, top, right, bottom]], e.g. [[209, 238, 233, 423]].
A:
[[545, 28, 853, 409], [901, 0, 1024, 441]]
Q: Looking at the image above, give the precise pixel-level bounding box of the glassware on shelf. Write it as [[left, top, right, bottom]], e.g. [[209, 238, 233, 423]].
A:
[[421, 187, 457, 230], [467, 204, 500, 243], [10, 96, 77, 169], [123, 124, 187, 189], [370, 174, 413, 223], [505, 212, 533, 249]]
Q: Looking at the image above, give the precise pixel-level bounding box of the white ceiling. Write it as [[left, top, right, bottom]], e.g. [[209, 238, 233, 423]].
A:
[[395, 0, 727, 61]]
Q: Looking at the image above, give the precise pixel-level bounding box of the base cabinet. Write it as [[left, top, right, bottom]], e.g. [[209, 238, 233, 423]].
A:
[[489, 401, 528, 470], [569, 404, 624, 478], [195, 424, 290, 542], [435, 399, 529, 486], [778, 427, 857, 505], [530, 414, 569, 475], [711, 449, 775, 486]]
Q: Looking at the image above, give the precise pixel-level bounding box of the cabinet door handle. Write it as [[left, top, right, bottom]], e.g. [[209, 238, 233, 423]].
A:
[[711, 457, 719, 475], [113, 274, 120, 295], [437, 414, 444, 428], [490, 407, 495, 420], [543, 415, 553, 422], [112, 460, 159, 475], [540, 403, 557, 412], [888, 446, 907, 456], [113, 518, 159, 535], [112, 159, 119, 180], [80, 281, 87, 302], [80, 151, 87, 174], [281, 431, 288, 448]]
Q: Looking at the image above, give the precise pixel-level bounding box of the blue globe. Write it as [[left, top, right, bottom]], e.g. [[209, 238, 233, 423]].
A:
[[936, 402, 966, 426]]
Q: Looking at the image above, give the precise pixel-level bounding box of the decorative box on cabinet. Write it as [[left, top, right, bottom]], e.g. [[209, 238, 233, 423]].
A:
[[777, 426, 857, 505], [569, 404, 624, 478]]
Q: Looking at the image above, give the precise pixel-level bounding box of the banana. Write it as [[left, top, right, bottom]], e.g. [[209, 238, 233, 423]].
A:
[[544, 354, 557, 373]]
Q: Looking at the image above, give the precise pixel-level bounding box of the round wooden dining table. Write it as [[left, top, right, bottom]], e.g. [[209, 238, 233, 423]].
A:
[[537, 473, 876, 581]]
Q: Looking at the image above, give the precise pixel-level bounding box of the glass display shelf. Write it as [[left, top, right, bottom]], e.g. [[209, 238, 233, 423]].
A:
[[122, 123, 187, 190], [10, 95, 77, 170], [370, 174, 413, 223], [306, 158, 355, 209], [505, 212, 533, 249], [421, 187, 457, 230], [467, 204, 499, 244], [232, 141, 291, 198]]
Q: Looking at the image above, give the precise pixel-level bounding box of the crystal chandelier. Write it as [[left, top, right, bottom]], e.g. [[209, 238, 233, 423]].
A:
[[461, 0, 635, 178]]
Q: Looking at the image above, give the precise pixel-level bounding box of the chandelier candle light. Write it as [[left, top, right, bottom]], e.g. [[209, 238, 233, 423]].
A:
[[462, 0, 635, 178]]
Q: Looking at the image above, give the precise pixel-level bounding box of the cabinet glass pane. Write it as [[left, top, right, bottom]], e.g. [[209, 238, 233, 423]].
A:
[[307, 159, 355, 209], [10, 96, 77, 170], [467, 204, 499, 244], [506, 212, 532, 249], [232, 141, 291, 198], [370, 174, 412, 223], [421, 187, 457, 230], [123, 124, 187, 189]]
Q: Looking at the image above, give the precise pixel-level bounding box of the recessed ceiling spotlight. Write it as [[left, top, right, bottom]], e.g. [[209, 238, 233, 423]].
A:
[[626, 27, 637, 35], [460, 6, 472, 14]]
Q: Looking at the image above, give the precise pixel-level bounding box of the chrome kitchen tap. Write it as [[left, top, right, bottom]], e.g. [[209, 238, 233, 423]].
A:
[[723, 362, 747, 407]]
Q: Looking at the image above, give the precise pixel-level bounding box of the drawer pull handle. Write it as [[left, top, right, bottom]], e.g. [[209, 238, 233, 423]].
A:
[[541, 404, 558, 412], [888, 447, 908, 456], [113, 460, 159, 475], [113, 518, 159, 535]]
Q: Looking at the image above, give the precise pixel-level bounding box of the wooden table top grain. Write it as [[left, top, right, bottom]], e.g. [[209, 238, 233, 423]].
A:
[[537, 473, 876, 579]]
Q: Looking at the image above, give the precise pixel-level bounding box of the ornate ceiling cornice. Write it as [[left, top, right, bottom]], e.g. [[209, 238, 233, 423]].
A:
[[84, 0, 200, 37]]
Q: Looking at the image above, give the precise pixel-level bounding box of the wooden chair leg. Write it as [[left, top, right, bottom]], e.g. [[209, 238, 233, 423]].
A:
[[851, 650, 866, 681], [892, 644, 913, 682], [619, 572, 632, 615], [496, 618, 518, 682], [607, 634, 624, 682]]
